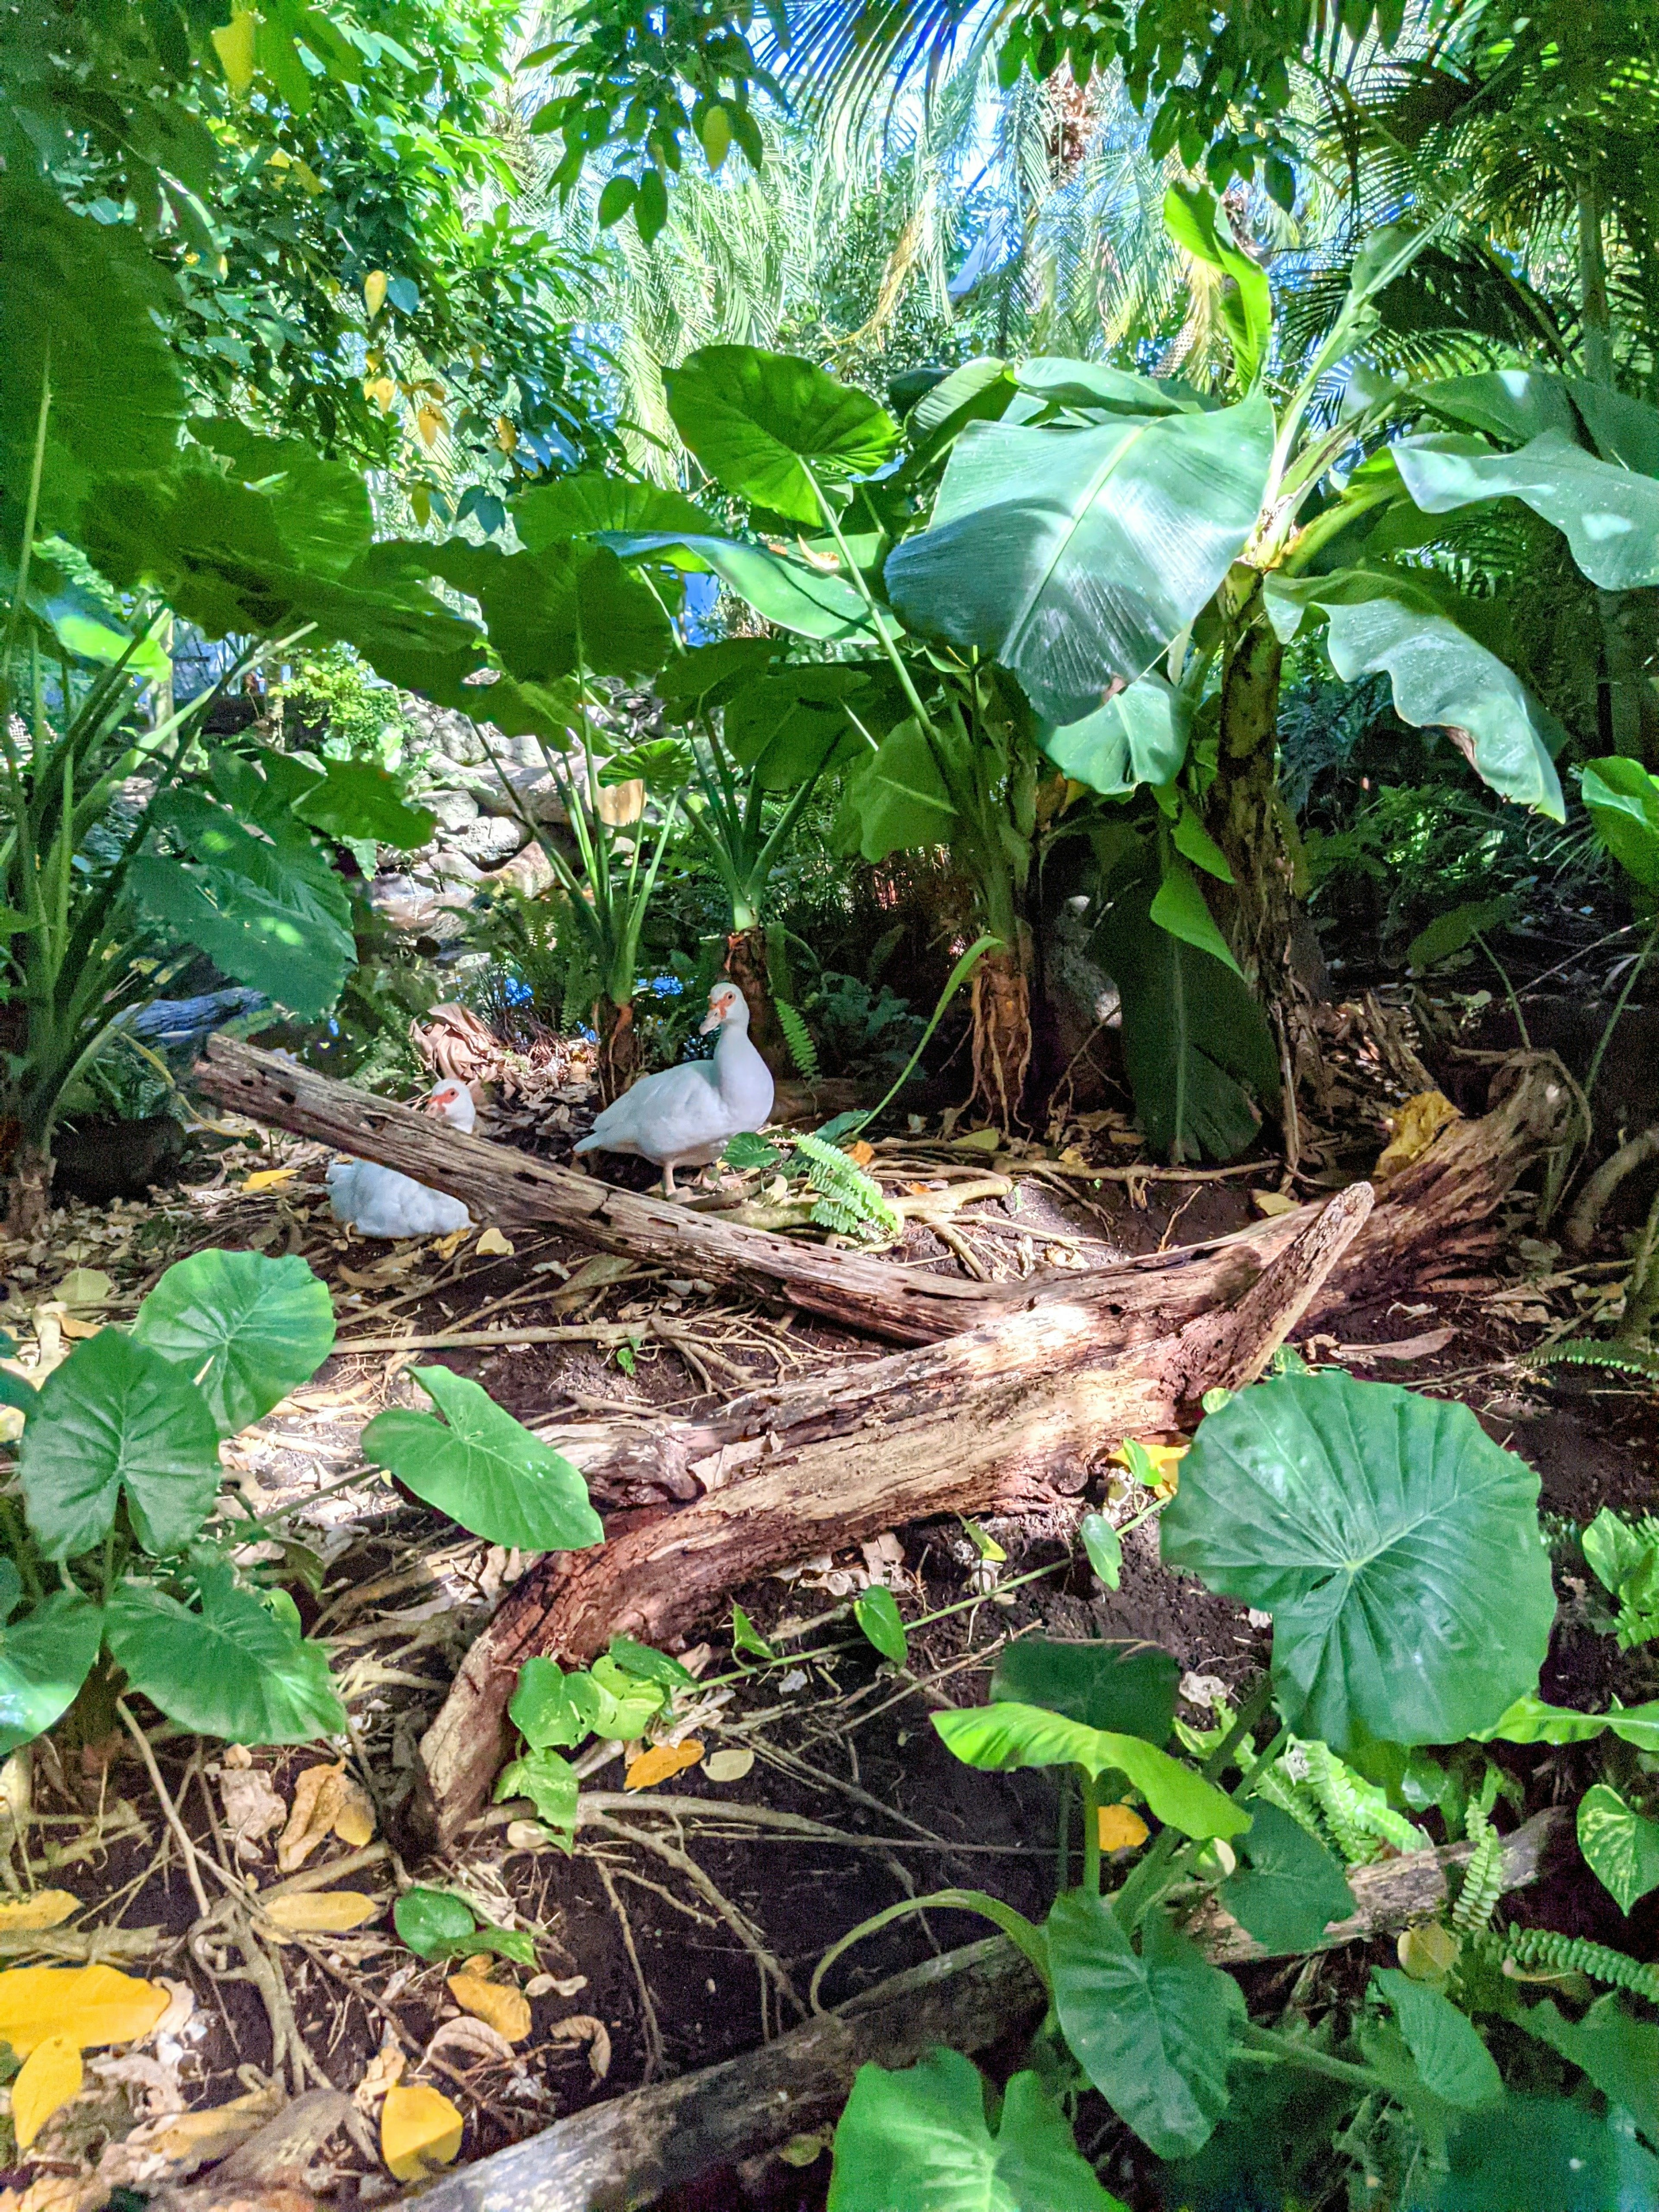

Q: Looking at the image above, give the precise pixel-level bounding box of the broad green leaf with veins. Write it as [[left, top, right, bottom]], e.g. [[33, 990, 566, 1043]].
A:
[[133, 1249, 335, 1437], [0, 1588, 103, 1757], [362, 1367, 603, 1553], [1162, 1373, 1555, 1754], [827, 2048, 1125, 2211], [1039, 677, 1187, 795], [933, 1702, 1248, 1838], [664, 345, 899, 524], [105, 1570, 345, 1743], [601, 532, 894, 645], [885, 395, 1274, 727], [1394, 431, 1659, 592]]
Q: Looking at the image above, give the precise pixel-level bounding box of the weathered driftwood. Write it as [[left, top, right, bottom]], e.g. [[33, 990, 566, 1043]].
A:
[[195, 1039, 1575, 1351], [404, 1812, 1564, 2212], [413, 1187, 1373, 1843]]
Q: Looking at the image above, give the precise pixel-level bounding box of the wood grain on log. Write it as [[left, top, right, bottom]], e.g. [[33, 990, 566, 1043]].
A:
[[194, 1040, 1575, 1350], [413, 1188, 1373, 1844], [404, 1812, 1564, 2212]]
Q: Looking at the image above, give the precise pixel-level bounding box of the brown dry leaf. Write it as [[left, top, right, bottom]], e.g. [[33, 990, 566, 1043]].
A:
[[846, 1141, 876, 1168], [445, 1974, 531, 2044], [474, 1226, 513, 1257], [14, 2035, 83, 2150], [219, 1767, 286, 1862], [381, 2084, 463, 2182], [624, 1739, 706, 1792], [703, 1748, 754, 1784], [1374, 1090, 1461, 1181], [261, 1892, 379, 1936], [0, 1964, 168, 2055], [423, 2018, 514, 2070], [0, 1891, 78, 1932], [1096, 1804, 1150, 1853], [124, 2087, 286, 2175], [274, 1764, 374, 1871], [546, 2015, 610, 2081], [352, 2040, 405, 2115], [56, 1270, 113, 1314]]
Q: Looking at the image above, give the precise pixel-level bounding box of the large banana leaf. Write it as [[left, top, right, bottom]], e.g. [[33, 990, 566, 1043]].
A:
[[1394, 430, 1659, 592], [1415, 371, 1581, 447], [601, 531, 892, 645], [884, 397, 1274, 725], [663, 345, 899, 525], [833, 720, 958, 862], [1039, 677, 1187, 795], [1265, 570, 1564, 818]]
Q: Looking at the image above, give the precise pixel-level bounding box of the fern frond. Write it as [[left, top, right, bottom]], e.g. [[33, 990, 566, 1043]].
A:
[[789, 1131, 901, 1242], [1532, 1341, 1659, 1384], [1481, 1927, 1659, 2007], [1451, 1825, 1505, 1937], [1283, 1740, 1432, 1867], [776, 1000, 821, 1085]]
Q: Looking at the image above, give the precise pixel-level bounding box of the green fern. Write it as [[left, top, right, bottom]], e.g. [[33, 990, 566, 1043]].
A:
[[776, 1000, 820, 1085], [789, 1131, 900, 1242], [1274, 1741, 1432, 1867], [1531, 1340, 1659, 1384], [1478, 1927, 1659, 2006], [1451, 1824, 1505, 1936]]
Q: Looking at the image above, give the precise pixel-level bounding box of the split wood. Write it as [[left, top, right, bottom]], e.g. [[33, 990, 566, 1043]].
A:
[[413, 1183, 1376, 1843], [196, 1040, 1576, 1350], [408, 1812, 1563, 2212]]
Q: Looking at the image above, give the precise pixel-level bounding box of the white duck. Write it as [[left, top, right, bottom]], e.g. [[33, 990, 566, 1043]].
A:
[[575, 982, 774, 1197], [327, 1079, 476, 1238]]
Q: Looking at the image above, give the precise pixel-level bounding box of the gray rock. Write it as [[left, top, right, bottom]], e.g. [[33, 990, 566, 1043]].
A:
[[442, 814, 528, 865], [423, 788, 481, 833]]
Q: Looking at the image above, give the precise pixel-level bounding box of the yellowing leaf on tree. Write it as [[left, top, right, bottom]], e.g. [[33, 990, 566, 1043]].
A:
[[242, 1168, 296, 1194], [0, 1964, 168, 2055], [474, 1227, 513, 1257], [13, 2034, 82, 2151], [416, 404, 446, 448], [364, 270, 388, 318], [495, 415, 518, 454], [210, 8, 257, 97], [446, 1973, 531, 2044], [1374, 1090, 1461, 1182], [364, 376, 398, 413], [0, 1892, 78, 1933], [624, 1739, 705, 1792], [276, 1763, 376, 1872], [1097, 1803, 1150, 1853], [262, 1891, 380, 1936], [381, 2083, 464, 2181]]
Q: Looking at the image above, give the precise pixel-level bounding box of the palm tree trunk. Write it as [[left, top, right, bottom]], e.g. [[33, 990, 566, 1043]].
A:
[[594, 999, 641, 1106], [1206, 614, 1302, 1000], [968, 941, 1033, 1126], [5, 1139, 53, 1236], [724, 927, 790, 1077]]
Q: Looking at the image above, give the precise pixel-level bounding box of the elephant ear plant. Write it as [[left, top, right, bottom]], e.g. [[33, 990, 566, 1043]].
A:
[[819, 1370, 1561, 2205], [0, 1249, 602, 1754]]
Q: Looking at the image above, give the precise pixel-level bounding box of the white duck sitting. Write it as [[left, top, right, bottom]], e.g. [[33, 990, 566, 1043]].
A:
[[575, 982, 774, 1197], [327, 1079, 476, 1238]]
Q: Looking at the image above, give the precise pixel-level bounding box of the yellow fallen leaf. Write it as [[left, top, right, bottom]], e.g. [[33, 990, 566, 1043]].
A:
[[1250, 1189, 1298, 1217], [353, 2037, 406, 2114], [475, 1227, 514, 1257], [703, 1748, 754, 1784], [434, 1227, 470, 1259], [13, 2035, 82, 2151], [446, 1973, 531, 2044], [1109, 1438, 1188, 1493], [364, 270, 388, 318], [624, 1739, 705, 1792], [1374, 1090, 1461, 1182], [276, 1763, 375, 1872], [1097, 1803, 1150, 1853], [129, 2085, 283, 2169], [0, 1893, 77, 1933], [261, 1891, 380, 1935], [0, 1964, 167, 2055], [381, 2083, 464, 2181], [242, 1168, 296, 1194], [846, 1141, 875, 1167]]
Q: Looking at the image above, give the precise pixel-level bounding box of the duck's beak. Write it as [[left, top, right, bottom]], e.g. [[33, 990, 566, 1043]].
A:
[[699, 1001, 723, 1036]]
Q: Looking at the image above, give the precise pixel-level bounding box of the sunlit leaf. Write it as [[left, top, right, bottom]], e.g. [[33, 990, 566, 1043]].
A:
[[13, 2034, 83, 2150], [381, 2083, 464, 2181]]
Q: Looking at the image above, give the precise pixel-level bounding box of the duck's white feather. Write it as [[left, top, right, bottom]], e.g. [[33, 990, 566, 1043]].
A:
[[576, 990, 773, 1172], [326, 1078, 476, 1238]]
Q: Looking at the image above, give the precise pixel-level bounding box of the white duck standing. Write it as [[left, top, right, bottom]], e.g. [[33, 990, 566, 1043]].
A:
[[575, 982, 774, 1197], [327, 1079, 477, 1238]]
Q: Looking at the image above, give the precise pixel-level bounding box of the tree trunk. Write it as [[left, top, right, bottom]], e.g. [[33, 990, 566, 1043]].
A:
[[195, 1039, 1577, 1351], [1208, 613, 1303, 1004], [723, 926, 788, 1077], [593, 999, 641, 1106], [412, 1187, 1373, 1841], [5, 1140, 53, 1236], [969, 943, 1033, 1127]]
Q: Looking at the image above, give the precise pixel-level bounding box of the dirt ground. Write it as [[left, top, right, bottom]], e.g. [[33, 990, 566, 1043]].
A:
[[6, 990, 1659, 2212]]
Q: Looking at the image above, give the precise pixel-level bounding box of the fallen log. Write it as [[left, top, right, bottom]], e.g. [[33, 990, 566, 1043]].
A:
[[195, 1039, 1575, 1350], [405, 1812, 1564, 2212], [413, 1187, 1372, 1843]]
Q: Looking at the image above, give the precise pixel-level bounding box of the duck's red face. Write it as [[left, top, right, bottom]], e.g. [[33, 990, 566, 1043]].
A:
[[423, 1081, 469, 1122], [700, 985, 742, 1036]]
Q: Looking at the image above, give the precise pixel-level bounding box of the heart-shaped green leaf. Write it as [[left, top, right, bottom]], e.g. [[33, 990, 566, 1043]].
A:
[[1217, 1804, 1355, 1952], [394, 1886, 536, 1964], [1581, 757, 1659, 888], [133, 1249, 335, 1437], [1578, 1783, 1659, 1913], [1161, 1373, 1555, 1754], [0, 1589, 103, 1758], [1047, 1895, 1243, 2160], [105, 1569, 344, 1743], [855, 1586, 909, 1665], [21, 1330, 222, 1561], [664, 346, 899, 524], [933, 1703, 1248, 1839], [1371, 1970, 1502, 2109], [362, 1367, 603, 1552], [991, 1639, 1177, 1744], [827, 2048, 1125, 2212]]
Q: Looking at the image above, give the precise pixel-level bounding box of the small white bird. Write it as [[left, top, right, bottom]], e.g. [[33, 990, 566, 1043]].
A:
[[575, 982, 774, 1197], [327, 1078, 477, 1239]]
